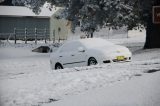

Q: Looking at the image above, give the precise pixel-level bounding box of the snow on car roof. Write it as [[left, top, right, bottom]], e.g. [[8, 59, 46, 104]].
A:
[[78, 38, 114, 48]]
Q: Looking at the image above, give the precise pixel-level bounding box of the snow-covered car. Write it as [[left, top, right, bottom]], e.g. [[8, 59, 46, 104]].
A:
[[50, 38, 132, 70]]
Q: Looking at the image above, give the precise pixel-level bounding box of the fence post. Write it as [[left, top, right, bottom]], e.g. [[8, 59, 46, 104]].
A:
[[25, 28, 27, 44], [44, 28, 47, 44], [14, 28, 16, 44], [35, 28, 37, 44], [7, 34, 10, 42]]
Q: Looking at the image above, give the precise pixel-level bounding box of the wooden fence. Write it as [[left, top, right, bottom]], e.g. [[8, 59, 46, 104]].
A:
[[13, 28, 50, 44], [0, 28, 52, 44]]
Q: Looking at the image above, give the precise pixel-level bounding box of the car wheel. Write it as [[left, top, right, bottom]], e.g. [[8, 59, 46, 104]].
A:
[[88, 57, 97, 66], [55, 63, 63, 70]]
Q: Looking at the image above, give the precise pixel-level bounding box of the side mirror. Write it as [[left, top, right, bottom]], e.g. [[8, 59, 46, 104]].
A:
[[78, 47, 85, 52]]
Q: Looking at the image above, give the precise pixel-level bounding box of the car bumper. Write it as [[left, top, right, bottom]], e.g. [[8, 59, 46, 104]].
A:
[[101, 52, 132, 64]]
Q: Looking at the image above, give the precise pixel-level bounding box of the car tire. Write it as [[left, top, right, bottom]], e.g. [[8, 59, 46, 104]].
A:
[[88, 57, 97, 66], [55, 63, 63, 70]]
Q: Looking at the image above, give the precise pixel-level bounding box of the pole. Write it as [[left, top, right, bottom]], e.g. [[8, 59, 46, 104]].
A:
[[127, 29, 129, 38], [35, 28, 37, 44], [25, 28, 27, 44], [108, 27, 109, 39], [58, 31, 60, 43], [14, 28, 16, 44], [44, 28, 47, 44]]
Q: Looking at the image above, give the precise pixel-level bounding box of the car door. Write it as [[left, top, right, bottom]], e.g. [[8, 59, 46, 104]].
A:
[[70, 42, 87, 67], [58, 41, 87, 68], [57, 42, 76, 68]]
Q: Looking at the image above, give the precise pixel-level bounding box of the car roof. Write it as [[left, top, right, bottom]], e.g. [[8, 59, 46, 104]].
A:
[[70, 38, 114, 48]]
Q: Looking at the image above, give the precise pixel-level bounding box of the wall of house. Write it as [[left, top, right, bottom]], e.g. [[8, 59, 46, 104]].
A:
[[50, 16, 71, 41], [0, 16, 49, 39]]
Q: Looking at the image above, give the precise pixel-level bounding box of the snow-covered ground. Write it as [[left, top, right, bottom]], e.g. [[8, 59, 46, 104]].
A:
[[0, 34, 160, 106], [45, 71, 160, 106]]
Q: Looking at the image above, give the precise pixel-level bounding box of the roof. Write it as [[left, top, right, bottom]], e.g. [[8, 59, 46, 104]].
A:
[[0, 6, 60, 18]]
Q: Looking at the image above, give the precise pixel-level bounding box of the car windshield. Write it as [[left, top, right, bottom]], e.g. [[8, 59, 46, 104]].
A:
[[80, 38, 114, 48]]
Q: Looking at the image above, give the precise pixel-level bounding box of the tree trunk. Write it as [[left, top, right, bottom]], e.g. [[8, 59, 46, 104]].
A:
[[90, 32, 93, 38], [144, 0, 160, 49], [144, 16, 160, 49]]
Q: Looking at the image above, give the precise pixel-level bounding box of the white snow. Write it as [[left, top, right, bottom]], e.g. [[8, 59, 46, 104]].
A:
[[0, 6, 60, 18], [79, 38, 114, 48], [45, 71, 160, 106], [0, 34, 160, 106]]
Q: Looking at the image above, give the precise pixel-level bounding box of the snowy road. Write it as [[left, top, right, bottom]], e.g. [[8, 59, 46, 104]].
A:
[[0, 36, 160, 106]]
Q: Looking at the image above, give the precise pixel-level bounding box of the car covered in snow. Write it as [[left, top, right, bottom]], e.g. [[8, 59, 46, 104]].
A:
[[50, 38, 132, 70]]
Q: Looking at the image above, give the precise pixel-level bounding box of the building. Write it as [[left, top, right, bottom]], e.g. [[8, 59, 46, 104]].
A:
[[50, 9, 71, 41], [0, 6, 71, 41]]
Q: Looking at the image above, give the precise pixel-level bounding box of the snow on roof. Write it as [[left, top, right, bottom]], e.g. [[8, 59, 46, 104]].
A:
[[78, 38, 114, 48], [0, 6, 60, 18]]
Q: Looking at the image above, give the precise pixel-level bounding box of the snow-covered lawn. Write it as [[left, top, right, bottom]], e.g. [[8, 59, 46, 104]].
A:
[[46, 70, 160, 106], [0, 35, 160, 106]]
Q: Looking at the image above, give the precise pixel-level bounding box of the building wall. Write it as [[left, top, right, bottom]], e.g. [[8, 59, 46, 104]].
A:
[[0, 16, 50, 39], [50, 15, 71, 41]]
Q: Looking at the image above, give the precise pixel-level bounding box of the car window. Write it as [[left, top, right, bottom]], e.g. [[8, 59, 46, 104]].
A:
[[59, 41, 83, 53]]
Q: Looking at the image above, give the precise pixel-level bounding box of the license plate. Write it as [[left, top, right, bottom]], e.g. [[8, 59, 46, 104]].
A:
[[117, 56, 125, 61]]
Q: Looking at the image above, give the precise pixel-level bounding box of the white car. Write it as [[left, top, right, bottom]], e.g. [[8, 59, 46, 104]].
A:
[[50, 38, 132, 70]]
